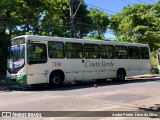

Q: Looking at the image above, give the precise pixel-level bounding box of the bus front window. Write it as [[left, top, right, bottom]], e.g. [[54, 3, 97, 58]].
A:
[[7, 45, 25, 73]]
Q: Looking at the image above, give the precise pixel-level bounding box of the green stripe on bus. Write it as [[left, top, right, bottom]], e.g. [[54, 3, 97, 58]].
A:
[[6, 75, 27, 85], [17, 75, 27, 85]]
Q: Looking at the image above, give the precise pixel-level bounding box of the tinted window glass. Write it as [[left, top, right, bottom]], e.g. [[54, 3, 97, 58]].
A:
[[28, 43, 47, 64], [140, 47, 149, 59], [129, 46, 140, 59], [48, 41, 64, 58], [65, 42, 83, 58], [100, 45, 114, 59], [84, 44, 100, 59], [115, 46, 128, 59]]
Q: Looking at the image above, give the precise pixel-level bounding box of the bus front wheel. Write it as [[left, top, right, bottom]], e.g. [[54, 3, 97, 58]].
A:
[[49, 72, 63, 87]]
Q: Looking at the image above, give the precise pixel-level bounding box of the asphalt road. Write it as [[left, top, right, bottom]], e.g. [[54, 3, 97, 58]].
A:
[[0, 77, 160, 120]]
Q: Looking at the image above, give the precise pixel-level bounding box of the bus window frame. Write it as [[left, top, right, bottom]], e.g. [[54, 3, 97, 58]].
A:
[[115, 45, 128, 59], [27, 43, 47, 64], [48, 41, 65, 59], [100, 44, 115, 59], [140, 47, 150, 59], [65, 42, 83, 59], [128, 46, 140, 59], [84, 43, 100, 59]]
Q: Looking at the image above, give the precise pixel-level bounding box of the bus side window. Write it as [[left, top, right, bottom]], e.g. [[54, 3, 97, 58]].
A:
[[140, 47, 149, 59], [115, 46, 128, 59], [84, 44, 100, 59], [129, 46, 140, 59], [100, 45, 114, 59], [48, 41, 65, 58], [65, 42, 83, 59]]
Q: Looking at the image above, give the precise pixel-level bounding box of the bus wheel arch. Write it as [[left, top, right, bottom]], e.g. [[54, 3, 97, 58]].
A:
[[49, 70, 65, 87], [116, 68, 126, 81]]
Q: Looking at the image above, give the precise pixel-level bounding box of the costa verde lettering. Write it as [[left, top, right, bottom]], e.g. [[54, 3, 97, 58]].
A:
[[85, 61, 114, 67]]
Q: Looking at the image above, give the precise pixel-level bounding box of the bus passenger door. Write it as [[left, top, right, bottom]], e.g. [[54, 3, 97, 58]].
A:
[[140, 47, 151, 75], [128, 59, 140, 76], [27, 43, 48, 84], [128, 47, 141, 76], [64, 42, 84, 82]]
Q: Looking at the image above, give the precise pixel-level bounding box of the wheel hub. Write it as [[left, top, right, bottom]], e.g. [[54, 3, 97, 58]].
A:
[[53, 76, 60, 84]]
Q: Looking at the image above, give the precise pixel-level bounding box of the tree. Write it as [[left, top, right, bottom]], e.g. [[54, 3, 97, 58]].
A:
[[0, 0, 13, 74], [11, 0, 44, 36], [1, 0, 110, 38], [110, 3, 160, 51], [87, 8, 110, 39], [41, 0, 92, 38], [70, 0, 92, 38], [0, 0, 44, 74], [40, 0, 109, 39], [40, 0, 69, 37]]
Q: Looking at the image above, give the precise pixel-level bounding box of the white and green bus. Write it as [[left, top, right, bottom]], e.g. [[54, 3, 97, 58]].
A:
[[6, 35, 151, 87]]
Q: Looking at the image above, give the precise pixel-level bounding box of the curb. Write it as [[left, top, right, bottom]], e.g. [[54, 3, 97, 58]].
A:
[[126, 74, 160, 79]]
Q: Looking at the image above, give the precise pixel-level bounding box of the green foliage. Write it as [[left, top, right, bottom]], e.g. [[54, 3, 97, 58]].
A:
[[87, 8, 110, 39], [0, 0, 109, 38], [0, 0, 110, 74], [110, 3, 160, 51], [2, 0, 160, 74], [0, 32, 10, 75], [71, 0, 93, 38], [40, 0, 69, 37], [83, 35, 105, 40], [151, 51, 158, 68]]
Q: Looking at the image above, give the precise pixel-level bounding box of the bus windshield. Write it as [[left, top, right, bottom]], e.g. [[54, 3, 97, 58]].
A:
[[7, 45, 25, 69]]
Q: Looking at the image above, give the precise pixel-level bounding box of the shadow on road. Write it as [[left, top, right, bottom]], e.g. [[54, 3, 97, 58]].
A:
[[139, 103, 160, 118], [2, 77, 159, 92]]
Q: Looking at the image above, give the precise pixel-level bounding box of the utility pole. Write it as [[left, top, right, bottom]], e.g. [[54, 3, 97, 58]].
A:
[[69, 0, 82, 38], [69, 0, 74, 38]]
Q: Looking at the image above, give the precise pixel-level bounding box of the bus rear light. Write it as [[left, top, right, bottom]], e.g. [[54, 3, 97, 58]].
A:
[[18, 80, 23, 84]]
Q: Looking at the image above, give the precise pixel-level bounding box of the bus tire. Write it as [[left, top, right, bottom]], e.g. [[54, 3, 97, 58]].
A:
[[49, 72, 63, 87], [116, 69, 126, 81]]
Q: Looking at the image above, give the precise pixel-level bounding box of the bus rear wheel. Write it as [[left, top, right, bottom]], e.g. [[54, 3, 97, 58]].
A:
[[116, 69, 125, 81], [49, 72, 63, 87], [113, 69, 126, 81]]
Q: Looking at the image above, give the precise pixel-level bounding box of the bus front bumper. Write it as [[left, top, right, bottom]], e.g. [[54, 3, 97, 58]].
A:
[[6, 74, 27, 85]]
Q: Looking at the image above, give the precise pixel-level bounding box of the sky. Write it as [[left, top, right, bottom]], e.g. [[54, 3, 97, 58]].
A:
[[84, 0, 158, 40]]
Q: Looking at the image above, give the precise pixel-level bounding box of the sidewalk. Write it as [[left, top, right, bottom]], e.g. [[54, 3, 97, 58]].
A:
[[126, 74, 160, 79]]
